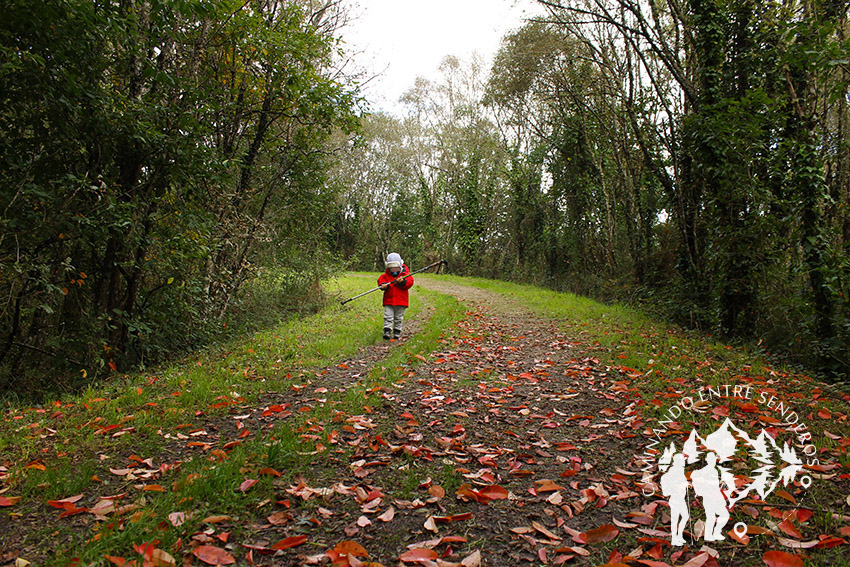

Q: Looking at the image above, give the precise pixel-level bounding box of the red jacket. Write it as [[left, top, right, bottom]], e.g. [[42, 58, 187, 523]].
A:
[[378, 264, 414, 306]]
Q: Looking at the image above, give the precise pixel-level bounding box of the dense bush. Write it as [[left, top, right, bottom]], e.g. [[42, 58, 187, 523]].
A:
[[0, 0, 361, 396]]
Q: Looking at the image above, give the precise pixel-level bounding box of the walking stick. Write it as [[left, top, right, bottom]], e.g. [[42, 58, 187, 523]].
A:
[[340, 260, 447, 305]]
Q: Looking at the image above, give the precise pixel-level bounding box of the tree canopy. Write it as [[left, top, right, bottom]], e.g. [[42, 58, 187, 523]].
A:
[[3, 0, 848, 391], [331, 0, 850, 380], [0, 0, 362, 394]]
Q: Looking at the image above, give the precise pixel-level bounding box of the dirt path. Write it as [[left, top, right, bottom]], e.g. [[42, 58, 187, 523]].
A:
[[416, 278, 528, 314], [390, 278, 647, 563], [4, 277, 847, 567], [240, 278, 655, 566], [158, 288, 440, 471]]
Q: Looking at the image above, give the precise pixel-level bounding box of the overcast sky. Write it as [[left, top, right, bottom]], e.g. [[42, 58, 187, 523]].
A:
[[340, 0, 540, 115]]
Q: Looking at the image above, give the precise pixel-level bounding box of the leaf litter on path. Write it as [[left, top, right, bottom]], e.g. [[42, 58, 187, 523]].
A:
[[2, 279, 848, 566]]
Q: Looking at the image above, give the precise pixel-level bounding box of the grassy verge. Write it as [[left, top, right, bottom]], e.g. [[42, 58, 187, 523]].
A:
[[0, 275, 465, 565], [2, 277, 379, 456]]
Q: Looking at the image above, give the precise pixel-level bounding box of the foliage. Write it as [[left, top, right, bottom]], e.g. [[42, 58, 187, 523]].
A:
[[0, 0, 362, 395], [328, 56, 509, 276], [328, 1, 850, 380]]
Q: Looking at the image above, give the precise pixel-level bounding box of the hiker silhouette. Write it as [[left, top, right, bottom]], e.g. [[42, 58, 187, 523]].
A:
[[660, 452, 689, 546], [691, 451, 730, 541]]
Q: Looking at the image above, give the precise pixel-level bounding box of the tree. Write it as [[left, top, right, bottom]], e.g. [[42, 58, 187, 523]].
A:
[[531, 0, 850, 377], [0, 0, 361, 394]]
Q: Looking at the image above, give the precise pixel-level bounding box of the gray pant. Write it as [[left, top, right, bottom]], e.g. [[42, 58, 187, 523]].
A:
[[384, 305, 406, 333]]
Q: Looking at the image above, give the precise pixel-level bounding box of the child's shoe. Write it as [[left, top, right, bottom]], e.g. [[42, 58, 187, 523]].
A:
[[393, 329, 402, 340], [383, 328, 392, 340]]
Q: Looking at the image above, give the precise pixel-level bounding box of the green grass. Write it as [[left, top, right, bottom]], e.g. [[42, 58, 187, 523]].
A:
[[2, 278, 381, 457], [3, 272, 847, 566], [0, 275, 466, 565]]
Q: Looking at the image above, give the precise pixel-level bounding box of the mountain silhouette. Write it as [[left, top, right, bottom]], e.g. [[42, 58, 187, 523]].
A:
[[751, 430, 776, 465]]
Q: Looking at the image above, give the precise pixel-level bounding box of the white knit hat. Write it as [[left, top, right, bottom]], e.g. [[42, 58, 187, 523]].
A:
[[385, 252, 403, 269]]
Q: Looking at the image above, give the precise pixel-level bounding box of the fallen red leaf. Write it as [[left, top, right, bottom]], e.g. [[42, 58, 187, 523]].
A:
[[192, 545, 236, 566], [461, 549, 482, 567], [333, 541, 369, 557], [581, 524, 619, 544], [680, 552, 711, 567], [645, 544, 667, 561], [478, 485, 508, 500], [58, 504, 88, 518], [532, 520, 561, 541], [456, 484, 483, 503], [272, 535, 308, 550], [134, 541, 156, 561], [150, 549, 177, 567], [775, 490, 797, 505], [47, 494, 84, 509], [434, 512, 474, 523], [239, 478, 259, 493], [796, 509, 813, 523], [777, 519, 803, 540], [712, 405, 730, 417], [399, 548, 439, 562], [378, 507, 395, 522], [357, 515, 372, 527], [817, 535, 846, 548], [428, 485, 445, 498], [0, 496, 20, 506], [747, 525, 776, 536], [762, 550, 803, 567], [554, 545, 589, 557], [729, 527, 750, 545], [267, 510, 291, 526], [536, 479, 564, 493]]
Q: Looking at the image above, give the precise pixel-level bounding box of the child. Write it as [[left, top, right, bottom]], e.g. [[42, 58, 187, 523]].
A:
[[378, 252, 414, 340]]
